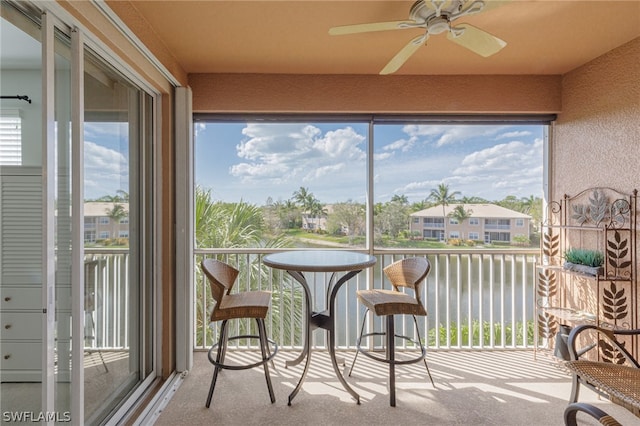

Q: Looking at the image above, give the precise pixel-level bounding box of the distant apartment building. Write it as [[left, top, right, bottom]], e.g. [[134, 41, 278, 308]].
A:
[[301, 214, 326, 232], [84, 202, 130, 243], [301, 204, 350, 234], [409, 204, 532, 244]]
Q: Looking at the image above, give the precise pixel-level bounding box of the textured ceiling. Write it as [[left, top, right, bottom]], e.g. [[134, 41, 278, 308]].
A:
[[111, 0, 640, 76]]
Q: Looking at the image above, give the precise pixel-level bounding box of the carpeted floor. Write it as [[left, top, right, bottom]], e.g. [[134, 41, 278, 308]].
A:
[[153, 350, 638, 426]]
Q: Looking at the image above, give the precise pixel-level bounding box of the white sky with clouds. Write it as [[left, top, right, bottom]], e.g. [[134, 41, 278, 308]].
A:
[[81, 121, 544, 204], [192, 122, 544, 205], [83, 122, 130, 200]]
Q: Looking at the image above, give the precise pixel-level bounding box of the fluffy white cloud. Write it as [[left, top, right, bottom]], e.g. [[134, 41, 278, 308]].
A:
[[194, 122, 206, 138], [450, 138, 544, 197], [384, 138, 543, 201], [402, 124, 506, 147], [382, 137, 416, 152], [84, 122, 128, 139], [497, 130, 532, 139], [454, 139, 543, 175], [84, 140, 128, 199], [231, 123, 366, 184]]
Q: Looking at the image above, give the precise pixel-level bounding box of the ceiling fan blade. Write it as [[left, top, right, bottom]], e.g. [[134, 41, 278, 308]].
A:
[[447, 23, 506, 57], [329, 20, 415, 36], [459, 0, 510, 15], [380, 34, 427, 75]]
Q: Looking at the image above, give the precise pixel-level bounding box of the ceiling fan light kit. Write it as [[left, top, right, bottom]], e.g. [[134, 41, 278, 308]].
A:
[[329, 0, 508, 74]]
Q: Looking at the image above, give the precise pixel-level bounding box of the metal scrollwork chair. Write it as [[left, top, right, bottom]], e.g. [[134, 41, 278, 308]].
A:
[[201, 259, 278, 408], [349, 257, 435, 406], [564, 324, 640, 425]]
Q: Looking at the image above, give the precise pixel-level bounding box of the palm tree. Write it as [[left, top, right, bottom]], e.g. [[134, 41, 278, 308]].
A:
[[521, 194, 542, 232], [411, 200, 427, 212], [105, 203, 128, 241], [520, 195, 536, 214], [449, 205, 473, 239], [428, 183, 460, 243], [194, 186, 300, 347], [390, 194, 409, 205], [308, 198, 327, 232], [292, 186, 314, 211], [115, 189, 129, 202], [293, 186, 316, 230], [460, 195, 489, 204]]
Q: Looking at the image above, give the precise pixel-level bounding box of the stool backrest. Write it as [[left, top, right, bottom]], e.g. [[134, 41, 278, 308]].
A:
[[201, 259, 239, 320], [383, 257, 430, 306]]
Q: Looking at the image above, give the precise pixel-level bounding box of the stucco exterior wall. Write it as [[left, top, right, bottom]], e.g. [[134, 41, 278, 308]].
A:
[[552, 38, 640, 199], [552, 38, 639, 335], [190, 73, 562, 114]]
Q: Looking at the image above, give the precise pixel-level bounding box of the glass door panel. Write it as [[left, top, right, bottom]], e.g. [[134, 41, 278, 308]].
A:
[[83, 47, 150, 424]]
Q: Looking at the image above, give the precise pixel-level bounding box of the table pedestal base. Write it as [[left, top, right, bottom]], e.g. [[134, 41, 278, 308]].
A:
[[285, 274, 361, 405]]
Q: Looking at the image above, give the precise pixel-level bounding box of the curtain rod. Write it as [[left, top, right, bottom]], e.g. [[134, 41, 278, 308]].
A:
[[1, 95, 31, 104]]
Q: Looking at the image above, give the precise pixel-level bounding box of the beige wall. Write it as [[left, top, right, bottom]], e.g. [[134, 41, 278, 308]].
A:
[[553, 37, 639, 333], [552, 38, 640, 199], [190, 73, 561, 114]]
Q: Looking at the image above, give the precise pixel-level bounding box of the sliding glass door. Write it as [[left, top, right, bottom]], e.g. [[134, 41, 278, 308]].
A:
[[82, 47, 155, 424], [1, 1, 157, 423]]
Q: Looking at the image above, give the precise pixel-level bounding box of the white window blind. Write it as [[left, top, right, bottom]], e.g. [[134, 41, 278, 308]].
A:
[[0, 110, 22, 165]]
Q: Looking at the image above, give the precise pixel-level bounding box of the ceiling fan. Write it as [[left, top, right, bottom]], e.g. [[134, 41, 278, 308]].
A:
[[329, 0, 508, 75]]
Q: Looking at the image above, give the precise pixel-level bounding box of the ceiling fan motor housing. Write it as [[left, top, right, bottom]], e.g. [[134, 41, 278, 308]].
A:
[[410, 0, 485, 27], [427, 16, 451, 35]]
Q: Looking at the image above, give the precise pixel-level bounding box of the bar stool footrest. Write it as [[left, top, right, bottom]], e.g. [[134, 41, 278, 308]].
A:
[[356, 331, 426, 366], [208, 334, 278, 370]]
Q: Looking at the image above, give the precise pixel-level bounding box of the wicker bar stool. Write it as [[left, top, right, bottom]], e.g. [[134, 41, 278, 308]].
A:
[[349, 257, 435, 406], [201, 259, 278, 408]]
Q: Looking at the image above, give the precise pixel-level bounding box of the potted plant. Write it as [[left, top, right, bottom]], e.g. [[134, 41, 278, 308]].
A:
[[563, 248, 604, 276]]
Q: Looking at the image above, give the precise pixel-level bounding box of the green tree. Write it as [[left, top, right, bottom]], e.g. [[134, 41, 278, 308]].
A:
[[411, 200, 427, 212], [308, 198, 327, 232], [105, 203, 128, 242], [194, 186, 300, 347], [390, 194, 409, 204], [449, 204, 473, 225], [292, 186, 314, 212], [195, 187, 264, 248], [521, 194, 543, 234], [376, 198, 411, 238], [94, 190, 129, 203], [428, 183, 460, 243], [281, 199, 300, 229], [460, 195, 489, 204], [327, 200, 365, 244], [496, 195, 521, 212]]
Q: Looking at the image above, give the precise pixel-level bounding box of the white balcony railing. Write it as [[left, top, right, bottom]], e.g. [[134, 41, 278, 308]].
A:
[[82, 248, 538, 352], [194, 249, 539, 352], [84, 249, 130, 350], [484, 224, 512, 230]]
